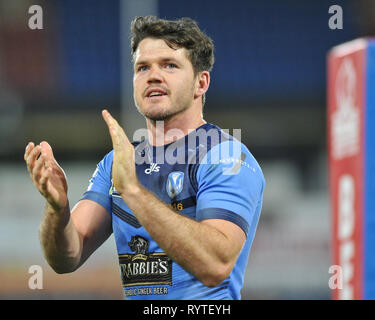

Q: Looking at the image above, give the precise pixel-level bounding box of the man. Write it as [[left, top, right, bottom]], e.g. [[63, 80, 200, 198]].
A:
[[24, 16, 265, 300]]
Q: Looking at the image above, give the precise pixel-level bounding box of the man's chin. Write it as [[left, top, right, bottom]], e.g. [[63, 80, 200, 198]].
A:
[[142, 108, 179, 122], [145, 113, 171, 121], [137, 103, 188, 122]]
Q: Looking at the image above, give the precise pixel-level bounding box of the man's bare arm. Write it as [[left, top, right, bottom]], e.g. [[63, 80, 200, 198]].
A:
[[25, 141, 111, 273], [38, 199, 112, 273]]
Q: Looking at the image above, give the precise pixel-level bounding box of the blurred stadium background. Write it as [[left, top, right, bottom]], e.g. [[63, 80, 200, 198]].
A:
[[0, 0, 374, 299]]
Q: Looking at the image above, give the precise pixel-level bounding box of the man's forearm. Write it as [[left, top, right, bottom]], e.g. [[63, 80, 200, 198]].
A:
[[121, 184, 234, 287], [39, 201, 82, 273]]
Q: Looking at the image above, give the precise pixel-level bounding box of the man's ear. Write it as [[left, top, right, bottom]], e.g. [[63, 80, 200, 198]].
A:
[[194, 71, 210, 100]]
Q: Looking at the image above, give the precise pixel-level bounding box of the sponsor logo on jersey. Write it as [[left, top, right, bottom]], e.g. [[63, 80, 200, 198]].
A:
[[166, 171, 184, 199], [118, 235, 172, 287], [145, 163, 160, 175]]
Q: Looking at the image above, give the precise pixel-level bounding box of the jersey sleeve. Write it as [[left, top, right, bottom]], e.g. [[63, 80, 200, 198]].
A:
[[80, 150, 113, 214], [195, 140, 265, 237]]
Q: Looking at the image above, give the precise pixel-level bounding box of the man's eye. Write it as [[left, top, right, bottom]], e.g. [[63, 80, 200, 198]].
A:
[[138, 66, 148, 72], [166, 63, 176, 69]]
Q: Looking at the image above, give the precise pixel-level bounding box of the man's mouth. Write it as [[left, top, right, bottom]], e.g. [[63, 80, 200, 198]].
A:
[[145, 88, 168, 99]]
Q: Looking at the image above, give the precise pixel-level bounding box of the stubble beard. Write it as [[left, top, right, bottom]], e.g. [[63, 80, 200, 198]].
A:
[[141, 103, 189, 122], [135, 89, 194, 122]]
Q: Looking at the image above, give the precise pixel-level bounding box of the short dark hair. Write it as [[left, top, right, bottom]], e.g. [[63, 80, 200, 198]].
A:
[[130, 16, 215, 76]]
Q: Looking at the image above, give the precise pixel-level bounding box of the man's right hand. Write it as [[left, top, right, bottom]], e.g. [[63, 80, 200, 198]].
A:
[[24, 141, 68, 212]]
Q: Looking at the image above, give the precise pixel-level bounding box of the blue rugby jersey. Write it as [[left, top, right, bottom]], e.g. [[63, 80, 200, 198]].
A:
[[80, 123, 265, 300]]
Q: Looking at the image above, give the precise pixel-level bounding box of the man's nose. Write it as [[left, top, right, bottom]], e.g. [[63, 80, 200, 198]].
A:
[[147, 65, 163, 83]]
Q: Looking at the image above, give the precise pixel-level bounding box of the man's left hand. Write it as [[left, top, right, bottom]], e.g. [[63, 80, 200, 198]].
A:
[[102, 109, 139, 196]]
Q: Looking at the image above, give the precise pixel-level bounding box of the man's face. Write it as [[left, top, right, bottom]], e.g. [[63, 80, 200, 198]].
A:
[[133, 38, 197, 121]]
